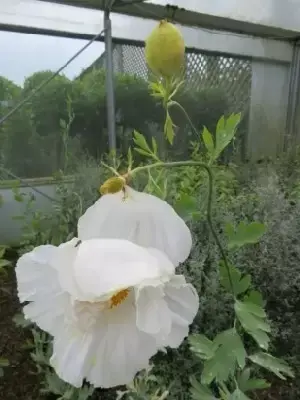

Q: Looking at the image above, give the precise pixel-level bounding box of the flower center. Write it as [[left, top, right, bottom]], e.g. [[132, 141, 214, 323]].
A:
[[109, 289, 130, 309]]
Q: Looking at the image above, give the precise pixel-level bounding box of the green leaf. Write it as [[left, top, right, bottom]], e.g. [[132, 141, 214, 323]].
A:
[[249, 352, 294, 380], [0, 259, 11, 269], [134, 148, 152, 158], [189, 334, 216, 360], [237, 368, 270, 392], [242, 379, 270, 392], [249, 330, 270, 351], [127, 147, 133, 168], [0, 358, 9, 367], [226, 221, 266, 249], [214, 113, 241, 160], [133, 130, 152, 153], [200, 329, 246, 385], [0, 245, 7, 259], [219, 262, 251, 296], [174, 194, 201, 222], [202, 127, 215, 156], [237, 368, 251, 389], [214, 329, 247, 369], [189, 377, 217, 400], [234, 300, 270, 350], [164, 111, 175, 145], [228, 388, 251, 400], [151, 137, 158, 156], [244, 290, 264, 307]]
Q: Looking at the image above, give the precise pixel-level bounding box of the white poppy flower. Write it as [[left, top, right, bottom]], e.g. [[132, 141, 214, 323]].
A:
[[77, 186, 192, 266], [16, 238, 199, 389]]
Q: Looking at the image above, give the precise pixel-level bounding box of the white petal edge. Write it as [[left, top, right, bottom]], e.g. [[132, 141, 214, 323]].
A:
[[73, 238, 165, 300], [163, 275, 199, 348], [16, 244, 58, 303], [77, 187, 192, 266], [135, 284, 172, 341], [15, 244, 71, 335]]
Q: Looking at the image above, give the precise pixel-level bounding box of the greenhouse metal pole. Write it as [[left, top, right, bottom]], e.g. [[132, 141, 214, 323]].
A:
[[104, 9, 117, 153]]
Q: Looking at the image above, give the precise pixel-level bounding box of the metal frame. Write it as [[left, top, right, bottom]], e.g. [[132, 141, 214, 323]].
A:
[[39, 0, 300, 39], [104, 9, 117, 152], [0, 1, 293, 63]]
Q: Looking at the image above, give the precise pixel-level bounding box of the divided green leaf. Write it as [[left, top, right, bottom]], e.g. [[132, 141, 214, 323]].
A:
[[214, 113, 241, 160], [244, 290, 264, 307], [174, 194, 201, 222], [133, 130, 152, 154], [219, 262, 251, 296], [189, 377, 217, 400], [228, 388, 251, 400], [249, 352, 294, 380], [202, 127, 215, 157], [234, 300, 270, 350], [189, 329, 247, 385], [225, 221, 266, 250], [189, 334, 216, 360], [237, 368, 270, 392]]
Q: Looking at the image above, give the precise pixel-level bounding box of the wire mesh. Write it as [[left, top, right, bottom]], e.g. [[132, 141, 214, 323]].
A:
[[99, 42, 252, 160], [97, 43, 251, 112]]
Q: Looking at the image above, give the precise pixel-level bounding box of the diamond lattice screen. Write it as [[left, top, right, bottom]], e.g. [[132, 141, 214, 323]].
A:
[[109, 43, 251, 114]]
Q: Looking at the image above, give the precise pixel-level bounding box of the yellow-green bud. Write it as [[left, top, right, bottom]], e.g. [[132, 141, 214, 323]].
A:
[[145, 20, 185, 78], [99, 176, 125, 195]]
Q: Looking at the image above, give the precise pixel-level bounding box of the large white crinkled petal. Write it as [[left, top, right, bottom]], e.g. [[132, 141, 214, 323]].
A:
[[73, 238, 164, 300], [50, 293, 158, 388], [50, 238, 84, 299], [77, 186, 192, 266], [15, 245, 71, 335], [50, 323, 96, 388], [23, 291, 71, 336], [162, 275, 199, 348], [135, 284, 172, 341], [86, 297, 158, 388], [16, 245, 58, 303], [147, 247, 175, 278]]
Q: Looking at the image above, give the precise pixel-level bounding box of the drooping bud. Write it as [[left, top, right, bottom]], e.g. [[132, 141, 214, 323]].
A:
[[145, 20, 185, 78], [99, 176, 125, 195]]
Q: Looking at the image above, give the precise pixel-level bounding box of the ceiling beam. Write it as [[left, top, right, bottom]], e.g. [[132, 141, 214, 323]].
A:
[[37, 0, 300, 40]]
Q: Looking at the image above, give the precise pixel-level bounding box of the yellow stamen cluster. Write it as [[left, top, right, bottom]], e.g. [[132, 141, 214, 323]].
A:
[[109, 289, 130, 309]]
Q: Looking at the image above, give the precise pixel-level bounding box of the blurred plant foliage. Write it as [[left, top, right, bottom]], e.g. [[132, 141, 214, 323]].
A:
[[0, 243, 11, 378], [0, 68, 229, 178]]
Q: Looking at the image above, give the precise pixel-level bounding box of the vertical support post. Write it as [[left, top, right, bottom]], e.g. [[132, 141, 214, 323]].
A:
[[104, 9, 117, 153], [285, 41, 300, 151]]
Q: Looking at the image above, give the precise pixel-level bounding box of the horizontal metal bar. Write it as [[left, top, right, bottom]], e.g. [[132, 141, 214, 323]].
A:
[[39, 0, 300, 39], [0, 1, 293, 62]]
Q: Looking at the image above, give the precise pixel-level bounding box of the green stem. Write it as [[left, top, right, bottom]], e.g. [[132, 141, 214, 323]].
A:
[[168, 101, 200, 140], [130, 161, 235, 296]]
